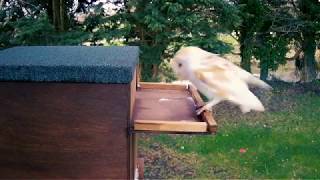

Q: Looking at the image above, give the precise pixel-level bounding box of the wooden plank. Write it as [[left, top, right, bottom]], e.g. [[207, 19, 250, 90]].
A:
[[133, 89, 196, 122], [139, 82, 187, 91], [202, 111, 218, 133], [137, 158, 144, 180], [129, 69, 137, 180], [188, 84, 205, 107], [188, 84, 218, 133], [134, 120, 207, 133], [137, 64, 141, 83], [130, 134, 137, 180], [0, 82, 131, 179], [130, 69, 137, 121]]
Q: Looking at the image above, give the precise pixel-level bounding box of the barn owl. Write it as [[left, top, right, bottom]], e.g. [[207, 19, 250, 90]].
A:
[[170, 46, 272, 115]]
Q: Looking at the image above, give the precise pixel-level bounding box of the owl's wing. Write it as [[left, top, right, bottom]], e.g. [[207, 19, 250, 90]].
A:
[[199, 54, 246, 76], [192, 64, 248, 99], [192, 62, 265, 111], [198, 54, 272, 90]]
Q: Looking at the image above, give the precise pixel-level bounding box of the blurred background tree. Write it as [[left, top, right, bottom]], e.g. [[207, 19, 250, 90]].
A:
[[232, 0, 292, 80], [102, 0, 241, 80], [0, 0, 319, 82], [294, 0, 320, 82]]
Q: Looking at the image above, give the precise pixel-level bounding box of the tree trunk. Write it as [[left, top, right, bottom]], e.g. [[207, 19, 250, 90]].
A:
[[300, 31, 317, 82], [51, 0, 67, 31], [260, 58, 269, 81], [240, 43, 252, 73], [239, 29, 252, 72], [151, 64, 158, 79], [52, 0, 59, 30], [59, 0, 65, 31], [47, 0, 53, 23], [0, 0, 4, 10]]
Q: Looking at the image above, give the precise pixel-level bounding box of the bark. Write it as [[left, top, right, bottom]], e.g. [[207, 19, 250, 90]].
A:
[[47, 0, 53, 23], [260, 59, 269, 81], [52, 0, 59, 30], [59, 0, 65, 31], [51, 0, 67, 31], [300, 31, 317, 82], [151, 64, 159, 79], [240, 43, 252, 73], [0, 0, 4, 10], [239, 29, 252, 72]]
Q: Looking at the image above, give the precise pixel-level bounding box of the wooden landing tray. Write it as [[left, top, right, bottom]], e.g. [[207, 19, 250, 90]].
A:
[[133, 82, 217, 134]]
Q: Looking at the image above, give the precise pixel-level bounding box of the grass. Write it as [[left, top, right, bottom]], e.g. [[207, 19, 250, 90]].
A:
[[138, 81, 320, 179]]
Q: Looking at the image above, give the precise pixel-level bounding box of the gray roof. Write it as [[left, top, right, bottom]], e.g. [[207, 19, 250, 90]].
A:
[[0, 46, 139, 83]]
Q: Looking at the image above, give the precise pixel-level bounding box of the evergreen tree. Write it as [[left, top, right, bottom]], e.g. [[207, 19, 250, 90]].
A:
[[233, 0, 267, 73], [233, 0, 297, 81], [267, 0, 320, 82], [103, 0, 240, 80], [295, 0, 320, 82]]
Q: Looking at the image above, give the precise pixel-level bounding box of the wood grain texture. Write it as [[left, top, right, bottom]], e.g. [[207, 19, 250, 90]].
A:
[[129, 69, 137, 179], [133, 84, 213, 134], [188, 84, 217, 133], [138, 82, 187, 91], [134, 120, 207, 132], [0, 82, 131, 179], [133, 88, 197, 121], [137, 158, 144, 180]]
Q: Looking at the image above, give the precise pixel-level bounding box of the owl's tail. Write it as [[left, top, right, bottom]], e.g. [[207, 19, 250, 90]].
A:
[[229, 90, 265, 113], [246, 75, 272, 90], [237, 68, 272, 90]]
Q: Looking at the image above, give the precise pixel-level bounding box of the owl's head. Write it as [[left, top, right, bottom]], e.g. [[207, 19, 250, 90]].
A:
[[170, 46, 207, 80]]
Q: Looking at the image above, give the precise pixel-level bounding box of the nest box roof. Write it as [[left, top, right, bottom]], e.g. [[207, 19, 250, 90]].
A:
[[0, 46, 139, 83]]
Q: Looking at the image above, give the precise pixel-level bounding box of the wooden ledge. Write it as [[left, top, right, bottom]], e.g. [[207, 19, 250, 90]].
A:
[[134, 120, 207, 133], [133, 82, 217, 134]]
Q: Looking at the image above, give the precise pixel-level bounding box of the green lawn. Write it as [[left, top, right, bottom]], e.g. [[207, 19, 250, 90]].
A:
[[138, 81, 320, 179]]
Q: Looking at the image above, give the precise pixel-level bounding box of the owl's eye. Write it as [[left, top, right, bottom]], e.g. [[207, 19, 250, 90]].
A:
[[178, 63, 182, 68]]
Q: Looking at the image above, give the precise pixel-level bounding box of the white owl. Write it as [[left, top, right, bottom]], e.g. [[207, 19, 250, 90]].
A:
[[170, 46, 272, 115]]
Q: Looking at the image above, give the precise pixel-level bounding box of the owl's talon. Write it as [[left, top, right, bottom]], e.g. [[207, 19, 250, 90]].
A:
[[196, 105, 212, 115], [195, 105, 203, 115], [196, 109, 204, 115], [195, 105, 204, 110]]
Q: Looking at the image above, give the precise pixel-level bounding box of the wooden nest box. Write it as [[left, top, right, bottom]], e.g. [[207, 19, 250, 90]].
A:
[[0, 46, 217, 179]]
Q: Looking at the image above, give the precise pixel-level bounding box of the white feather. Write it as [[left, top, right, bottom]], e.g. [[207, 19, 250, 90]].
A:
[[170, 46, 271, 114]]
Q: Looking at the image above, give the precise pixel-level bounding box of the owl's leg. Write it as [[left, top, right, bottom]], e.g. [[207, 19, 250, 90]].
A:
[[196, 99, 221, 115]]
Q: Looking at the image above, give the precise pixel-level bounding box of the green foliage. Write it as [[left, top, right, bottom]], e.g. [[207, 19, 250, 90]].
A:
[[295, 0, 320, 82], [235, 0, 273, 72], [0, 0, 101, 47], [102, 0, 240, 80], [254, 35, 290, 80], [7, 14, 55, 45], [0, 14, 90, 47], [234, 0, 302, 79]]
